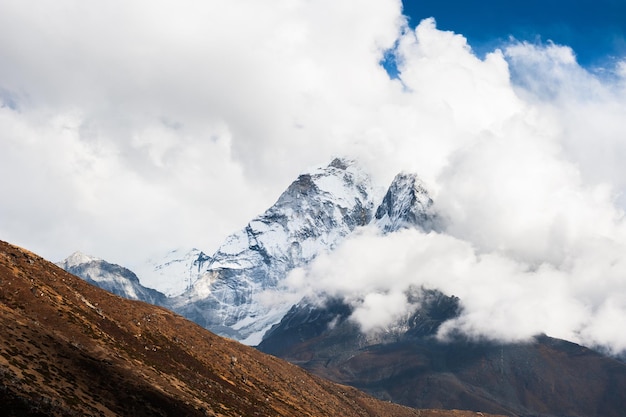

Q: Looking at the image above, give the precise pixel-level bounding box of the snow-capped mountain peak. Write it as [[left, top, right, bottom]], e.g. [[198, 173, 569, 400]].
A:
[[374, 172, 438, 233], [58, 254, 167, 306], [172, 157, 377, 344], [60, 251, 101, 269]]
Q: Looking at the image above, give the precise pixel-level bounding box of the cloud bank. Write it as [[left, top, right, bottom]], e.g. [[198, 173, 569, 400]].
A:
[[283, 226, 626, 355], [2, 1, 626, 353]]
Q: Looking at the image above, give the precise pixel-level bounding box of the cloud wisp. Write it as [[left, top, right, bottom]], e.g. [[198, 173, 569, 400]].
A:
[[1, 2, 626, 353]]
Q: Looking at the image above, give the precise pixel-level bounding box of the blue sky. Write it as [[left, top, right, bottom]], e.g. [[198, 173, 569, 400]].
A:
[[402, 0, 626, 68]]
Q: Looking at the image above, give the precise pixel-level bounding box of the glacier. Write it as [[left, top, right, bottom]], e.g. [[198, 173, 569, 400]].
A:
[[135, 248, 211, 297]]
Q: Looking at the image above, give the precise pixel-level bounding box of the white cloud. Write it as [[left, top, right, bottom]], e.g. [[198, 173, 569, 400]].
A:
[[281, 226, 626, 353], [273, 19, 626, 354], [0, 0, 403, 264], [2, 2, 626, 353]]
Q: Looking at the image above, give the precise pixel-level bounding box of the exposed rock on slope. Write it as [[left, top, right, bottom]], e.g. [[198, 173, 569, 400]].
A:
[[0, 239, 501, 417]]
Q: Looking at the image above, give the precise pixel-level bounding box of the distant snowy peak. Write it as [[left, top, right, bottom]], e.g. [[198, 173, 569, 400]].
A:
[[281, 157, 373, 211], [58, 254, 167, 306], [60, 251, 101, 269], [255, 157, 375, 257], [210, 157, 375, 269], [374, 172, 438, 233]]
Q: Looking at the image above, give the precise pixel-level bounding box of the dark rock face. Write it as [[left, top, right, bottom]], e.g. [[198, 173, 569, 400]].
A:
[[260, 289, 461, 353], [259, 298, 354, 357], [258, 290, 626, 417]]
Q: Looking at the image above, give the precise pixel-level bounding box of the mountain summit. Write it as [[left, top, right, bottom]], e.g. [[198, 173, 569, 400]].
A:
[[171, 158, 378, 344], [374, 172, 439, 233]]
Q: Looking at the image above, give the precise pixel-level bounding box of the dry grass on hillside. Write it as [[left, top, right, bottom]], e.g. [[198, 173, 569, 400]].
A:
[[0, 239, 504, 417]]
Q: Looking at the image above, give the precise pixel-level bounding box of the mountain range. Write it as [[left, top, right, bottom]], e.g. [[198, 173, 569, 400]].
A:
[[56, 158, 626, 416], [61, 158, 437, 345], [1, 238, 501, 417]]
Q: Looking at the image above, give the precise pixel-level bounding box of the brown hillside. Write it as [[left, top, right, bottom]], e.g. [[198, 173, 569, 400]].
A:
[[0, 240, 502, 417]]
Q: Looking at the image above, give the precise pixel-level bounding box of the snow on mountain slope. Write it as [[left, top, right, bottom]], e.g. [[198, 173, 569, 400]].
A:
[[60, 159, 439, 345], [374, 172, 439, 233], [58, 252, 168, 306], [171, 158, 377, 344], [61, 251, 99, 268], [255, 173, 442, 346], [134, 248, 211, 297]]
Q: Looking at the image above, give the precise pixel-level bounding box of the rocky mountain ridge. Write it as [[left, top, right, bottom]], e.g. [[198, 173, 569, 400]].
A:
[[374, 171, 439, 233]]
